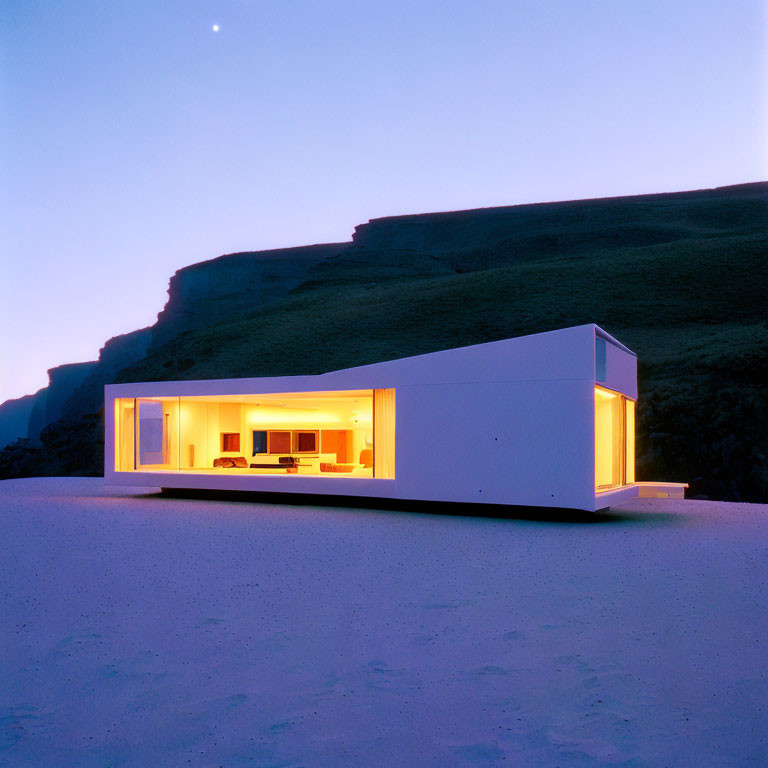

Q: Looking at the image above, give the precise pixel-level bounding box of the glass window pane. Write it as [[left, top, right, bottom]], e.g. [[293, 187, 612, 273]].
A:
[[625, 399, 635, 484], [118, 390, 381, 478], [595, 337, 607, 382], [595, 387, 623, 489], [374, 389, 396, 479]]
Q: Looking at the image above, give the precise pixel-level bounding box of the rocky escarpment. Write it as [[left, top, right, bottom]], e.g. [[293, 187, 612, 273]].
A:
[[0, 330, 153, 477], [26, 389, 49, 442], [43, 362, 100, 429], [10, 330, 152, 446], [22, 362, 99, 442], [150, 243, 350, 349], [350, 183, 768, 254], [61, 327, 153, 420], [0, 391, 43, 449], [300, 182, 768, 288]]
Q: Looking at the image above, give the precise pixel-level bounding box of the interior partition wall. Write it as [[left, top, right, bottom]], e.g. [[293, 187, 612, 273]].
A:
[[114, 398, 135, 472], [137, 398, 179, 470]]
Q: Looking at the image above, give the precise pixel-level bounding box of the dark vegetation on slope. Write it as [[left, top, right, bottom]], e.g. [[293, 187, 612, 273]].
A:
[[2, 182, 766, 501]]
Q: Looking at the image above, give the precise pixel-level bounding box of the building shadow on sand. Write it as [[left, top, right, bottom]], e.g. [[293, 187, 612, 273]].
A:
[[153, 488, 685, 525]]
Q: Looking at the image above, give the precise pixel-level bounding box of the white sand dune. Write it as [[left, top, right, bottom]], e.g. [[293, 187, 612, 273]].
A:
[[1, 477, 766, 767]]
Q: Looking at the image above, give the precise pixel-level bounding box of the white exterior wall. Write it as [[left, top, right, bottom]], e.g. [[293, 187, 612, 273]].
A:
[[105, 324, 637, 511], [597, 329, 638, 400], [394, 379, 594, 509]]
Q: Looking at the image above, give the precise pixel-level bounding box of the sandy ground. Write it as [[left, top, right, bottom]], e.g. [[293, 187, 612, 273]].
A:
[[1, 478, 766, 767]]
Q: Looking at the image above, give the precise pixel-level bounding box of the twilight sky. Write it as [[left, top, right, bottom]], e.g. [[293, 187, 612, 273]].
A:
[[1, 0, 766, 404]]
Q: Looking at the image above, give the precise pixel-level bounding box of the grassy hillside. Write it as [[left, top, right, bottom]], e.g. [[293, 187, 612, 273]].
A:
[[3, 183, 767, 501]]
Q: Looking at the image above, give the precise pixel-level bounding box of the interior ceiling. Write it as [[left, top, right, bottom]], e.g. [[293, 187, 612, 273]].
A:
[[169, 390, 373, 403]]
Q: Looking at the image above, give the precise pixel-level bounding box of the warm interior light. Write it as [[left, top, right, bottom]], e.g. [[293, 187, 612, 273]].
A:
[[246, 406, 341, 425], [594, 388, 615, 489], [595, 385, 634, 492], [625, 399, 635, 484], [115, 389, 392, 479]]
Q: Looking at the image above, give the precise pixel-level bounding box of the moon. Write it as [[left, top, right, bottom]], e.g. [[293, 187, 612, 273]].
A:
[[212, 24, 219, 32]]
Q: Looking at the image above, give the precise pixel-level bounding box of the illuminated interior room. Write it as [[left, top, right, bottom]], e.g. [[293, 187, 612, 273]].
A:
[[114, 389, 396, 478], [594, 385, 635, 491]]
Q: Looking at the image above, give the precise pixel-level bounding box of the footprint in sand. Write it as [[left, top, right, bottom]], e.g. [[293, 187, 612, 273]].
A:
[[364, 660, 409, 691], [474, 665, 508, 676], [0, 706, 39, 750], [198, 617, 226, 628], [452, 741, 506, 763]]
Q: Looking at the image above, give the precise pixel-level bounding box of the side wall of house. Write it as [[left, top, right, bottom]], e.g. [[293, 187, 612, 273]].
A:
[[394, 378, 595, 508]]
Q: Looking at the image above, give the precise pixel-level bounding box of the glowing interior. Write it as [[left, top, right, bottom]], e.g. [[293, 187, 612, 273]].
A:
[[594, 385, 635, 491], [114, 389, 395, 478]]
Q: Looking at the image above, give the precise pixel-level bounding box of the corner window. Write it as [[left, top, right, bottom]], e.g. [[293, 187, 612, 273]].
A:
[[595, 386, 635, 491]]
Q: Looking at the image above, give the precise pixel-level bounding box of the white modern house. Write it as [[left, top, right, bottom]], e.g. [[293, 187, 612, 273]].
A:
[[104, 324, 684, 511]]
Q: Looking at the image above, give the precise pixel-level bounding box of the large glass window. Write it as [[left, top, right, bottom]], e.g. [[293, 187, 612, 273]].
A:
[[114, 389, 395, 479], [625, 399, 635, 485], [594, 386, 635, 491]]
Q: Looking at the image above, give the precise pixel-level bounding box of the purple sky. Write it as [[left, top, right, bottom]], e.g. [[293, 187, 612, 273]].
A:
[[1, 0, 766, 404]]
